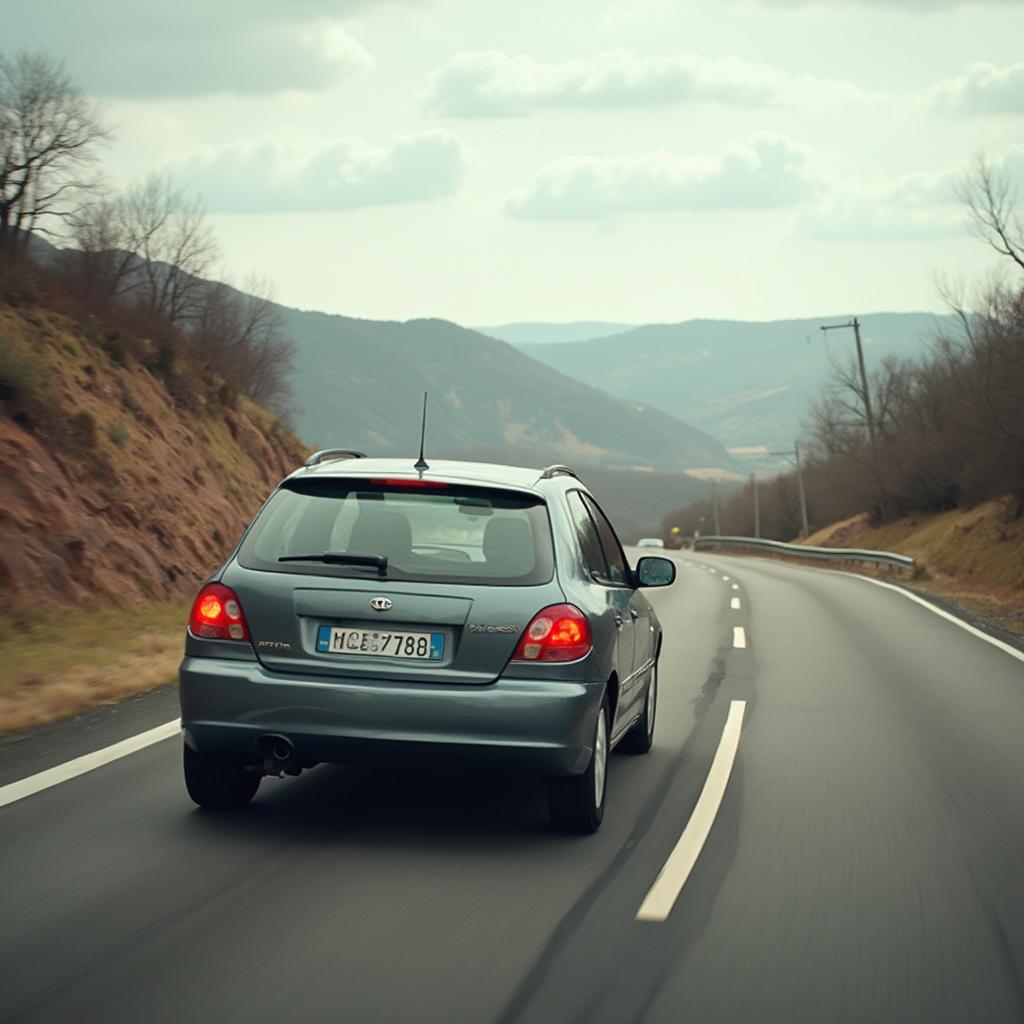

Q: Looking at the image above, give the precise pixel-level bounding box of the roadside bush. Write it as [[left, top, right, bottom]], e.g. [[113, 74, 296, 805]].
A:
[[0, 342, 50, 427], [0, 342, 43, 407], [102, 330, 130, 366], [67, 409, 97, 451], [106, 421, 128, 446]]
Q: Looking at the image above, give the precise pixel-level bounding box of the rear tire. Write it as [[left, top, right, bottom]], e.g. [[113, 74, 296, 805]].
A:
[[183, 744, 260, 809], [620, 661, 657, 755], [548, 695, 609, 834]]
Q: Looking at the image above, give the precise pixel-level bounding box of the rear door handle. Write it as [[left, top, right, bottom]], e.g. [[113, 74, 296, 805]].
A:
[[629, 608, 640, 621]]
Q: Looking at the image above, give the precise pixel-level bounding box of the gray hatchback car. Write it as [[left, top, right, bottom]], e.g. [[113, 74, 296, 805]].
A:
[[179, 453, 675, 832]]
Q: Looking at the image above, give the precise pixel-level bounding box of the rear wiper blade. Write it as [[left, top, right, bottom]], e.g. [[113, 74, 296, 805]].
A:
[[278, 552, 388, 576]]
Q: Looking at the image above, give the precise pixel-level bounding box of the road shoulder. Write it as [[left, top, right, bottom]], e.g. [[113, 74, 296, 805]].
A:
[[0, 683, 179, 788]]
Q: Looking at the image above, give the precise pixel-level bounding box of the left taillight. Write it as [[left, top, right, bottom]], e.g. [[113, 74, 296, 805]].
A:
[[512, 604, 592, 662], [188, 582, 250, 641]]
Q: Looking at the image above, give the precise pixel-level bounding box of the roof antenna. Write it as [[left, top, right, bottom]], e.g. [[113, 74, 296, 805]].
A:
[[414, 392, 429, 472]]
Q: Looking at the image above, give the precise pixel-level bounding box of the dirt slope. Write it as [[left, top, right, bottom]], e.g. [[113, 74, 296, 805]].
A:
[[0, 302, 306, 607]]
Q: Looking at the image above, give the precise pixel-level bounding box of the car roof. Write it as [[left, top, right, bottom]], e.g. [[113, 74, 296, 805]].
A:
[[289, 457, 578, 491]]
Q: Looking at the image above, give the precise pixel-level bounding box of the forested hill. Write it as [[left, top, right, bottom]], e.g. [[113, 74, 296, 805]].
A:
[[279, 308, 738, 473], [515, 313, 957, 449]]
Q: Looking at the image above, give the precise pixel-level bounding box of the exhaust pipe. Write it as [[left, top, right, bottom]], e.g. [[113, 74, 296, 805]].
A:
[[256, 733, 295, 768]]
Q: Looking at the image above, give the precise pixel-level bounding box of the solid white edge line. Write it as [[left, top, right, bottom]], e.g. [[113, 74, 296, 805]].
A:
[[708, 553, 1024, 666], [846, 573, 1024, 666], [637, 700, 746, 923], [731, 597, 741, 610], [733, 626, 747, 649], [0, 719, 180, 810]]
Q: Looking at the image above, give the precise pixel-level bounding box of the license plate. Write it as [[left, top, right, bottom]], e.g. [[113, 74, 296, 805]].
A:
[[316, 625, 444, 661]]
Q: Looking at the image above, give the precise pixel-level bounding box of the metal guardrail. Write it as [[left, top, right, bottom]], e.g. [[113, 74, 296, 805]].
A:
[[691, 535, 916, 572]]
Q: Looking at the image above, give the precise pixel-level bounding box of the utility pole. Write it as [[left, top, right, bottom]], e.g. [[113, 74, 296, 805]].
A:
[[794, 442, 809, 539], [769, 441, 810, 539], [820, 317, 886, 516], [751, 472, 760, 539]]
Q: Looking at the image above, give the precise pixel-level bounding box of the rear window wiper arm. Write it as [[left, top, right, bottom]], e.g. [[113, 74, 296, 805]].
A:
[[278, 552, 388, 576]]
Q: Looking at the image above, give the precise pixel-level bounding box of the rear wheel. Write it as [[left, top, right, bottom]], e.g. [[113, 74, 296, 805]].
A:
[[548, 695, 609, 834], [183, 744, 260, 809], [620, 661, 657, 755]]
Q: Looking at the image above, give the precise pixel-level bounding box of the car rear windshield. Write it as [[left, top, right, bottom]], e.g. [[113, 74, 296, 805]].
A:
[[238, 478, 555, 586]]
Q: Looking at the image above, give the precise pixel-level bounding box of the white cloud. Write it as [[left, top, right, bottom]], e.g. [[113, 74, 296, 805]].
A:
[[178, 133, 469, 213], [797, 149, 1024, 241], [930, 62, 1024, 115], [507, 137, 1024, 236], [5, 0, 391, 96], [426, 50, 869, 117], [505, 134, 820, 220], [797, 197, 965, 242]]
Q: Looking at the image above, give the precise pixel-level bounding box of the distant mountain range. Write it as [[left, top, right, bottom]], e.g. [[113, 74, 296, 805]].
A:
[[512, 314, 958, 449], [20, 234, 743, 536], [30, 231, 962, 533], [280, 309, 737, 473], [475, 322, 636, 345]]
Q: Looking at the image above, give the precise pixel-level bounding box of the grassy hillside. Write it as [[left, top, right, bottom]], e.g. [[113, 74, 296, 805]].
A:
[[0, 300, 306, 730], [280, 309, 737, 473], [806, 502, 1024, 635], [519, 313, 956, 449]]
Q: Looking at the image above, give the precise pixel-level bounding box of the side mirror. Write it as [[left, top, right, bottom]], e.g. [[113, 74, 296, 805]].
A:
[[636, 556, 676, 588]]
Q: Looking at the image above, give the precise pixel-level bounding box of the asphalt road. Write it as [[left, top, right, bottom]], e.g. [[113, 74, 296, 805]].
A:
[[2, 552, 1023, 1024]]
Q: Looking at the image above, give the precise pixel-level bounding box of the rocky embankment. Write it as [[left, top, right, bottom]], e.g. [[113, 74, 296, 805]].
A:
[[0, 302, 306, 607]]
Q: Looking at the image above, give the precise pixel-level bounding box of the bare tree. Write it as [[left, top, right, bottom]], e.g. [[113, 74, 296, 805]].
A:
[[65, 196, 136, 306], [117, 174, 219, 325], [192, 276, 295, 413], [957, 155, 1024, 275], [0, 52, 109, 253]]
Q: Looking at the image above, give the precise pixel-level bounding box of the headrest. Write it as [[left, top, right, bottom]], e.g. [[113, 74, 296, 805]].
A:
[[348, 509, 413, 561], [483, 516, 534, 574]]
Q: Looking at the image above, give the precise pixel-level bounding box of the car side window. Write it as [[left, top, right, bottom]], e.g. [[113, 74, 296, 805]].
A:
[[581, 494, 631, 586], [566, 491, 609, 580]]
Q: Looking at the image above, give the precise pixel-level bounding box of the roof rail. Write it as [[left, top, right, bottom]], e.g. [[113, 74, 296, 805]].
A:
[[539, 464, 578, 480], [305, 449, 367, 467]]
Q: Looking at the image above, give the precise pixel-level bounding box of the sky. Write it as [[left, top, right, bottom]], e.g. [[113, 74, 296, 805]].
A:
[[8, 0, 1024, 325]]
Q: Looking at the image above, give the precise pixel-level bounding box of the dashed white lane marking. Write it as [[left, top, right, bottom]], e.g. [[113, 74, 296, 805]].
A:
[[0, 719, 180, 810], [733, 626, 747, 649], [847, 574, 1024, 666], [637, 700, 747, 923], [731, 583, 739, 591], [708, 569, 718, 575], [731, 597, 741, 610], [722, 575, 730, 581]]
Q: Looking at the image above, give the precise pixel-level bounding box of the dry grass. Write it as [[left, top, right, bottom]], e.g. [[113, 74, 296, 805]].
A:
[[801, 500, 1024, 638], [0, 603, 188, 734]]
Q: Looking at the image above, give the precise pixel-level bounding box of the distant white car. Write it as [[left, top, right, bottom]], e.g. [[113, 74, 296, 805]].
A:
[[637, 537, 665, 549]]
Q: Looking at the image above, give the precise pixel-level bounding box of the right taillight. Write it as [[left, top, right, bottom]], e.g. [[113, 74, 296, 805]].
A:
[[188, 582, 250, 641], [512, 604, 592, 662]]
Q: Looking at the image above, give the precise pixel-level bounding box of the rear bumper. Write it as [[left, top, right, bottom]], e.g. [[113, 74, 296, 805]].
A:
[[179, 656, 605, 777]]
